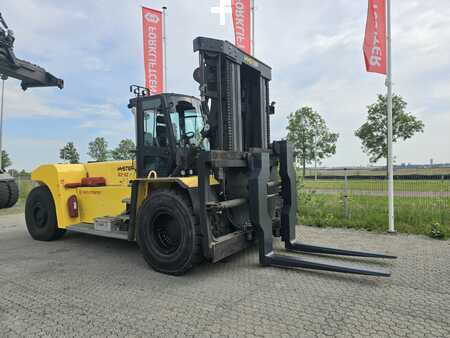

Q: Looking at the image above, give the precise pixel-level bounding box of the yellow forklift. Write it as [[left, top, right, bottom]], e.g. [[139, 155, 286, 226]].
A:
[[26, 37, 396, 276]]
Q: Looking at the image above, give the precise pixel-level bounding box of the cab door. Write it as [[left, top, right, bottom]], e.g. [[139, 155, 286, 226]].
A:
[[136, 97, 173, 178]]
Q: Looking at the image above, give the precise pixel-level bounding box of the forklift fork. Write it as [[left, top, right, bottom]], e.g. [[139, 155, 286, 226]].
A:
[[249, 142, 396, 277]]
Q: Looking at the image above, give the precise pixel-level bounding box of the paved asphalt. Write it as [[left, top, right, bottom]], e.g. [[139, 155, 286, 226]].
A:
[[0, 213, 449, 337]]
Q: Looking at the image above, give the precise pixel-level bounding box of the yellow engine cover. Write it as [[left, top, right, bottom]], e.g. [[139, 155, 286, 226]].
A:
[[31, 160, 135, 228], [32, 159, 218, 230]]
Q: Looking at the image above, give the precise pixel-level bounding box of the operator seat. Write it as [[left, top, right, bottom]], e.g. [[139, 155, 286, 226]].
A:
[[156, 125, 168, 147]]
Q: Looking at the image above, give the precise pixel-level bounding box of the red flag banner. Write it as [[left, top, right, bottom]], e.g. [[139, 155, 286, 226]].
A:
[[232, 0, 251, 54], [363, 0, 387, 74], [142, 7, 163, 95]]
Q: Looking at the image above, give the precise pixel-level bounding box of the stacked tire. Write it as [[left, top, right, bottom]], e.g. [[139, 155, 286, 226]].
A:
[[0, 180, 19, 209]]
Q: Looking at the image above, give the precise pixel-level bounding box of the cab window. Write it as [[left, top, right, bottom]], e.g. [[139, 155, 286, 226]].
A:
[[144, 109, 169, 147], [169, 100, 205, 148]]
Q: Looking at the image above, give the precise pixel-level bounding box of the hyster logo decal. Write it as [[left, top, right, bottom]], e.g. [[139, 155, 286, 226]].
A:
[[117, 166, 134, 172], [117, 165, 135, 178], [144, 12, 160, 24]]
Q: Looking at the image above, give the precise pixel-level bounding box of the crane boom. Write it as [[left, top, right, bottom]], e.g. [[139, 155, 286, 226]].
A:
[[0, 12, 63, 211], [0, 12, 63, 90]]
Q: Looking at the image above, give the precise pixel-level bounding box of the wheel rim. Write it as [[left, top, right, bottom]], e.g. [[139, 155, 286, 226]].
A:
[[150, 211, 182, 255], [32, 202, 48, 228]]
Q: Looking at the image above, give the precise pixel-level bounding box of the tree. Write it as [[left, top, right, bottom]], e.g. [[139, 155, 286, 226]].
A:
[[1, 150, 12, 170], [355, 94, 424, 163], [287, 107, 339, 177], [87, 137, 109, 162], [111, 139, 136, 160], [59, 142, 80, 164]]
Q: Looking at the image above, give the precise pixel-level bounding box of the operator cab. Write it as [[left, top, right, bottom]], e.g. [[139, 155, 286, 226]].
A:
[[128, 91, 207, 178]]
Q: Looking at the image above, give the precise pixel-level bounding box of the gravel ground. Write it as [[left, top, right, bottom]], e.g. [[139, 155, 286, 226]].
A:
[[0, 213, 449, 337]]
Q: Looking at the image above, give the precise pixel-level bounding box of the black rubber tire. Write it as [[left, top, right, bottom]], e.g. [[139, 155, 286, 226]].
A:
[[137, 189, 203, 275], [25, 185, 66, 241], [0, 182, 8, 209], [6, 180, 19, 208]]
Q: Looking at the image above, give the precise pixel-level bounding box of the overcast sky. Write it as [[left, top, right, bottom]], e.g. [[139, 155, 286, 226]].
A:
[[2, 0, 449, 170]]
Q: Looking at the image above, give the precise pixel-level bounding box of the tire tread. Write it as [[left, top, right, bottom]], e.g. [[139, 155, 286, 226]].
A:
[[137, 188, 203, 275], [25, 185, 65, 241], [0, 182, 9, 209], [6, 181, 19, 208]]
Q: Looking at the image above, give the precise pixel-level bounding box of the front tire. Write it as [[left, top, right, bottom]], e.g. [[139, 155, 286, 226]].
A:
[[137, 189, 203, 275], [25, 185, 66, 241]]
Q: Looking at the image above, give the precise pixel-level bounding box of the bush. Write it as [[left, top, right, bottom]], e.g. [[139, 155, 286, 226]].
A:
[[429, 222, 448, 240]]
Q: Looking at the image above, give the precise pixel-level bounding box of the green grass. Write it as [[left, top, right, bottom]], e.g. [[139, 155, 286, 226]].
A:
[[303, 179, 449, 192], [18, 180, 35, 199], [2, 179, 449, 240], [298, 190, 450, 239]]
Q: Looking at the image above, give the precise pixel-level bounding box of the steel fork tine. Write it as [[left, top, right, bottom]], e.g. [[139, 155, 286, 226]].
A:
[[264, 252, 391, 277], [286, 241, 397, 259]]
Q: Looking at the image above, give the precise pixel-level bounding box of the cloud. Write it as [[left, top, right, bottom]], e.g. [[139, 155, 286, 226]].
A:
[[3, 80, 73, 118], [256, 0, 450, 165], [78, 105, 134, 139], [78, 103, 122, 119], [1, 0, 449, 170], [4, 137, 67, 170], [81, 56, 112, 72]]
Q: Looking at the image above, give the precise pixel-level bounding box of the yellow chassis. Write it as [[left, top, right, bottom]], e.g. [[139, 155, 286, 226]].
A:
[[32, 161, 217, 233]]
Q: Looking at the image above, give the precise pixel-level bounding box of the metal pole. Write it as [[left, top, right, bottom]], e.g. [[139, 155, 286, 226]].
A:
[[314, 134, 317, 181], [344, 168, 349, 219], [251, 0, 255, 55], [314, 159, 317, 180], [162, 6, 167, 92], [386, 0, 395, 233], [0, 75, 6, 171]]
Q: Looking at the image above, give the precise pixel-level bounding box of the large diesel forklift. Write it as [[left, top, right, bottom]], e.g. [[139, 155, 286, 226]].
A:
[[26, 37, 396, 276], [0, 12, 63, 210]]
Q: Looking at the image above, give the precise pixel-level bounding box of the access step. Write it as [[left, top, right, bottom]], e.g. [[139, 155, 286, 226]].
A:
[[67, 222, 129, 240]]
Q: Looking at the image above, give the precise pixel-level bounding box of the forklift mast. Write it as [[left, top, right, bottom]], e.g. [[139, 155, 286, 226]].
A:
[[192, 37, 395, 276], [193, 37, 273, 152]]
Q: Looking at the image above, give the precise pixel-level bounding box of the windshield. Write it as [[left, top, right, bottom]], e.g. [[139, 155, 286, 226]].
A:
[[169, 100, 206, 148]]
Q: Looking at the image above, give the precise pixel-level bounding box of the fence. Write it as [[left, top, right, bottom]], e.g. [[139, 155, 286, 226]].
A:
[[5, 176, 450, 238], [13, 178, 36, 200], [300, 173, 450, 238]]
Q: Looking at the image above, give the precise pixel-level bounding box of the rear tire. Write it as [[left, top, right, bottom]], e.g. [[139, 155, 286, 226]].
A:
[[137, 189, 203, 275], [6, 180, 19, 208], [0, 182, 8, 209], [25, 185, 66, 241]]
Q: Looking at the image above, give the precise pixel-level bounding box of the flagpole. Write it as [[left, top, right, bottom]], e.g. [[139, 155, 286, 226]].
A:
[[386, 0, 395, 233], [162, 6, 167, 93], [251, 0, 255, 55]]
